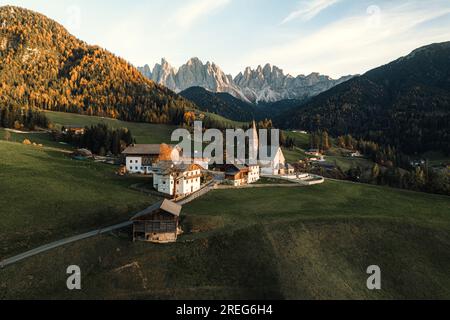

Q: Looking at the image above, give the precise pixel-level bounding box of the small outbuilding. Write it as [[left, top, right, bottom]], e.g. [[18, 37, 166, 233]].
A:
[[71, 148, 94, 160], [131, 200, 182, 243]]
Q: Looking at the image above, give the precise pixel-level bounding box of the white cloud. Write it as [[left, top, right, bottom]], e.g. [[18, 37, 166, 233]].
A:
[[251, 2, 450, 77], [171, 0, 231, 28], [281, 0, 341, 24]]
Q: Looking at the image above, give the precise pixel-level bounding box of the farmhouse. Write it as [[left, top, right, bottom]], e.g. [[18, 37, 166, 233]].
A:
[[222, 163, 260, 186], [247, 164, 260, 184], [122, 144, 182, 174], [131, 199, 182, 243], [223, 164, 249, 187], [153, 161, 203, 197]]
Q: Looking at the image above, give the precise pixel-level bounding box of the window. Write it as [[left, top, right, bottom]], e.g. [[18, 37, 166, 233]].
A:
[[129, 160, 132, 164]]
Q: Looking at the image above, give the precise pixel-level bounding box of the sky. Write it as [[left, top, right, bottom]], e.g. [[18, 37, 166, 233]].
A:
[[3, 0, 450, 78]]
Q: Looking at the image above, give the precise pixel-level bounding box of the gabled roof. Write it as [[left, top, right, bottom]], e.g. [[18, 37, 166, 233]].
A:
[[122, 144, 181, 156], [286, 163, 295, 169], [259, 147, 285, 166], [122, 144, 162, 155], [131, 199, 182, 220], [223, 163, 249, 174], [153, 161, 204, 175], [264, 147, 284, 160]]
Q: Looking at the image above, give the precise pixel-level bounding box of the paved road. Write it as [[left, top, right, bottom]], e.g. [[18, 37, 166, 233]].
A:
[[0, 182, 217, 269], [0, 221, 132, 269]]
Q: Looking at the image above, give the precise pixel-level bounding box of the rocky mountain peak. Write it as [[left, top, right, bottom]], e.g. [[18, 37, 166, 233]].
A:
[[140, 58, 353, 103]]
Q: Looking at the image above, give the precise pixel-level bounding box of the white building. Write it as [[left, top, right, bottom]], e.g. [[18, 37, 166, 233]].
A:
[[247, 164, 260, 184], [248, 121, 288, 177], [153, 162, 204, 197], [122, 144, 182, 175], [260, 147, 287, 176], [181, 150, 210, 171]]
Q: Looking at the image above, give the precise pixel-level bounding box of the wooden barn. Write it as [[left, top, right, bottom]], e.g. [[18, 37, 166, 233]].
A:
[[131, 200, 182, 243]]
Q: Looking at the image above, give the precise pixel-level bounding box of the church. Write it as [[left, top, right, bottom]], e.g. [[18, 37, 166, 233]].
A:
[[249, 121, 288, 176]]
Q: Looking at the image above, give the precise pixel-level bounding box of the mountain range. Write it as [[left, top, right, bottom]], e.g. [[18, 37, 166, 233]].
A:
[[276, 42, 450, 155], [138, 58, 353, 104], [1, 6, 449, 156]]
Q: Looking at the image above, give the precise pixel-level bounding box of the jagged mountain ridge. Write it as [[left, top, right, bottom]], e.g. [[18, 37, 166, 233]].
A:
[[138, 58, 353, 104]]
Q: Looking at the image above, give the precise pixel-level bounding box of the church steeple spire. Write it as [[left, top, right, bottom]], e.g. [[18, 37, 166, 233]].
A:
[[249, 120, 259, 164]]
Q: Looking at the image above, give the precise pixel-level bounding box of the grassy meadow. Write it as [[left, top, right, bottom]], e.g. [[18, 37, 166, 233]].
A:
[[45, 111, 177, 144], [1, 177, 449, 299], [0, 127, 68, 151], [1, 112, 449, 300], [0, 141, 159, 258]]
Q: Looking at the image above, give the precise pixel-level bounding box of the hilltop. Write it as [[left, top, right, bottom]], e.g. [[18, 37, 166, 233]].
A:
[[276, 42, 450, 155], [0, 6, 196, 125]]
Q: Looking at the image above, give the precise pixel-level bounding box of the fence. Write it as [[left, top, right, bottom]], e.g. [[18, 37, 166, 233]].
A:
[[176, 180, 216, 205]]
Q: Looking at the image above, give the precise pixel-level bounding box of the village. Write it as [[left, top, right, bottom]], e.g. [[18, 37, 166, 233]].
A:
[[111, 121, 325, 244]]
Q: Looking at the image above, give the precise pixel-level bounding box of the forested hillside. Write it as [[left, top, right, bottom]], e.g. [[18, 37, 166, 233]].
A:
[[180, 86, 256, 122], [0, 6, 196, 125], [277, 42, 450, 155]]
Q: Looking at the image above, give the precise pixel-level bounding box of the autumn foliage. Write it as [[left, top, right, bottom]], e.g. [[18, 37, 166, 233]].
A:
[[0, 6, 196, 125]]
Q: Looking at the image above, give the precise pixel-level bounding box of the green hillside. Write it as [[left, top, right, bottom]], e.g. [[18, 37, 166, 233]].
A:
[[180, 86, 255, 122], [0, 127, 66, 150], [45, 111, 177, 144], [1, 173, 449, 299], [0, 6, 195, 125], [0, 141, 159, 258], [277, 42, 450, 155]]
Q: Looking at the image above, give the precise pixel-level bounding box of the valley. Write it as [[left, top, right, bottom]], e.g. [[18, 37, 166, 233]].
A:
[[0, 4, 449, 302]]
